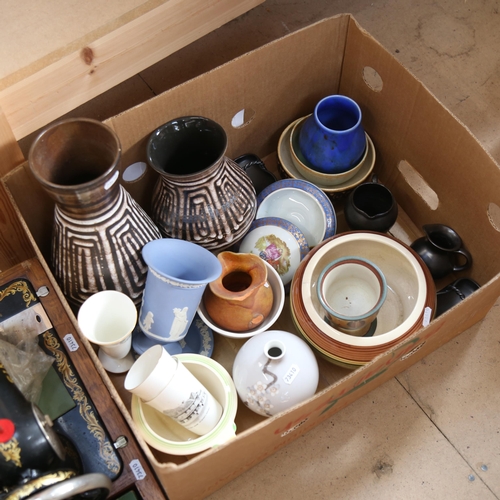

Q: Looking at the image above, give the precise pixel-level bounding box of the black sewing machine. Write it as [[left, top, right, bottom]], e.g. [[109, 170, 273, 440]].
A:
[[0, 262, 164, 499]]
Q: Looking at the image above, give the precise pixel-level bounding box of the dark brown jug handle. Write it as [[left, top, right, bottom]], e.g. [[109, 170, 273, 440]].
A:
[[452, 247, 472, 272]]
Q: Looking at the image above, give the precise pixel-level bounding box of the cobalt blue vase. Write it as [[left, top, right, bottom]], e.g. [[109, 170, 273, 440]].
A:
[[298, 95, 366, 174]]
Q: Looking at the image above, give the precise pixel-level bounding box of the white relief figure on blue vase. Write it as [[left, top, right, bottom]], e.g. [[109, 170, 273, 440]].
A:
[[141, 311, 155, 334], [171, 307, 189, 339], [137, 238, 222, 348]]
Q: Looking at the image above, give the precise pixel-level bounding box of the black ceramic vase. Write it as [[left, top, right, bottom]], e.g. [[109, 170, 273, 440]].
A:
[[29, 118, 162, 309], [147, 116, 257, 251]]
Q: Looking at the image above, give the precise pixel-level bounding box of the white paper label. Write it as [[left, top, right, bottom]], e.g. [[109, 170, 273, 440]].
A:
[[423, 306, 432, 326], [282, 364, 300, 385], [63, 334, 79, 352], [129, 459, 146, 480], [104, 170, 119, 190]]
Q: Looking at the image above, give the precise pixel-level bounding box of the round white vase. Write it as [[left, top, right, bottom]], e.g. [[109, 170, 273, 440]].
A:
[[232, 330, 319, 417]]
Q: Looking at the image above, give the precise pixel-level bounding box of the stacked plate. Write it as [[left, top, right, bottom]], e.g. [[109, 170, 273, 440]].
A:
[[277, 116, 376, 197], [290, 232, 436, 368]]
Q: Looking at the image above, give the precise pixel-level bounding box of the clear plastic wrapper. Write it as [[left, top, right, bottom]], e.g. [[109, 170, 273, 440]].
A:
[[0, 324, 53, 404]]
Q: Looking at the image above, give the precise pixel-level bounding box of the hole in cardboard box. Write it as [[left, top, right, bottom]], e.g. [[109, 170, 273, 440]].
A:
[[231, 108, 256, 128], [363, 66, 383, 92], [122, 162, 147, 183], [398, 160, 439, 210], [487, 202, 500, 232]]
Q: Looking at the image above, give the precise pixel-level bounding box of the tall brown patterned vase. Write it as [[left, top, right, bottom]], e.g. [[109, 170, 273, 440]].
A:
[[28, 118, 161, 309]]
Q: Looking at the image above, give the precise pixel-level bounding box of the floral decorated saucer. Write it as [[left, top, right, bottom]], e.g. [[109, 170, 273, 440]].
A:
[[236, 216, 309, 287]]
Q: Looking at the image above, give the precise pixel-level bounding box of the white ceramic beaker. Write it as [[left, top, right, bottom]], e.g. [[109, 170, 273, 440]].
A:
[[125, 345, 223, 436]]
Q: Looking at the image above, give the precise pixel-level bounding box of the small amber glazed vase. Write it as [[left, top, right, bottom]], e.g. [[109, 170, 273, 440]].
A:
[[203, 252, 274, 332]]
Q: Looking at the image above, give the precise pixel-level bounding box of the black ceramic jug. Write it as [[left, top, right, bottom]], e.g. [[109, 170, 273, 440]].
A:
[[436, 278, 480, 317], [410, 224, 472, 280], [344, 182, 398, 232]]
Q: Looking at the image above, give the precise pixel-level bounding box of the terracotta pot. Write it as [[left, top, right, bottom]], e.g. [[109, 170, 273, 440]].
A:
[[203, 252, 274, 332]]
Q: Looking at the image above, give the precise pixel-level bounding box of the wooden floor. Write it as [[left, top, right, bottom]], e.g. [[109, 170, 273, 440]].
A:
[[16, 2, 500, 498]]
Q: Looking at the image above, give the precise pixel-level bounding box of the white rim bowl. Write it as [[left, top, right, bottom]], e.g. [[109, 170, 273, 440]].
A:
[[256, 187, 326, 247], [300, 232, 429, 347]]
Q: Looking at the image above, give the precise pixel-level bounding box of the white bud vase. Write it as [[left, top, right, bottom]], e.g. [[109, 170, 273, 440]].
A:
[[232, 330, 319, 417]]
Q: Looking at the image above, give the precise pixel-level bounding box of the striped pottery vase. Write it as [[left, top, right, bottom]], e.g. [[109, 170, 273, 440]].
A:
[[29, 118, 161, 309], [147, 116, 257, 251]]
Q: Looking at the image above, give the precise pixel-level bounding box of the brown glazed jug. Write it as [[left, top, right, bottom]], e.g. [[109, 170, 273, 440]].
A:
[[203, 252, 274, 332]]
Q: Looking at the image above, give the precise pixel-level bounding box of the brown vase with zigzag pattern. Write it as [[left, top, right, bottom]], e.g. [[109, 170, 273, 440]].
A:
[[147, 116, 257, 251], [28, 118, 161, 310]]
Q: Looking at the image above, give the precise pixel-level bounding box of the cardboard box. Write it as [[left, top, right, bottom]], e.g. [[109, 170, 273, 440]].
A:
[[3, 13, 500, 500]]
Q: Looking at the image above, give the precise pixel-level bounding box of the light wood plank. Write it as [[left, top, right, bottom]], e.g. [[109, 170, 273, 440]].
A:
[[0, 0, 152, 84], [0, 107, 25, 176], [0, 0, 264, 140]]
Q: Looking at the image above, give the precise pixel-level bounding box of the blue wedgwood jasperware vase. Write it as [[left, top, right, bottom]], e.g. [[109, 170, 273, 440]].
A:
[[138, 238, 222, 343]]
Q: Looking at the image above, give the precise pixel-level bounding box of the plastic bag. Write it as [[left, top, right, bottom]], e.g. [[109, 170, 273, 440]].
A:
[[0, 323, 54, 404]]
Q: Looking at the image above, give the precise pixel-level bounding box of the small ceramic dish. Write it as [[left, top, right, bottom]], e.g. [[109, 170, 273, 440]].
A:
[[197, 260, 285, 338], [289, 115, 368, 186], [256, 178, 336, 248], [130, 353, 238, 456], [277, 117, 376, 194], [237, 216, 310, 287], [132, 313, 214, 357]]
